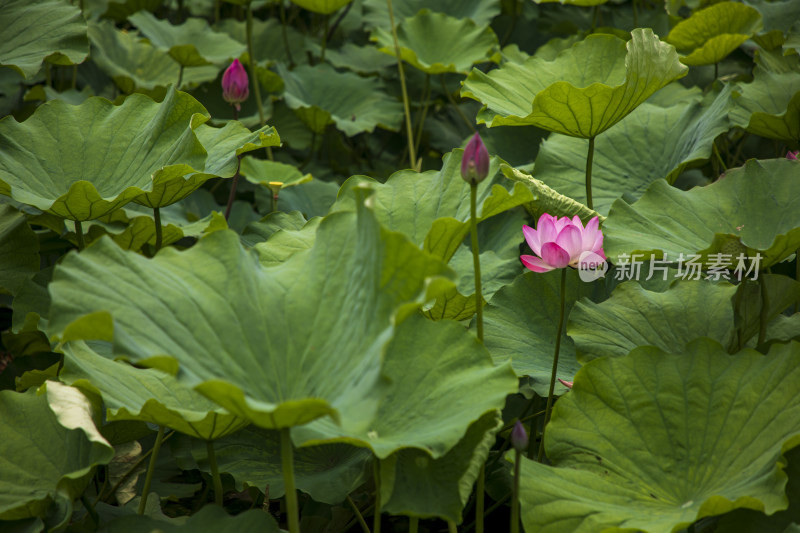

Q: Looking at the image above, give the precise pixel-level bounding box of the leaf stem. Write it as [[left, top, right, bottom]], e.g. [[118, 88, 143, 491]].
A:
[[347, 495, 371, 533], [280, 428, 300, 533], [408, 516, 418, 533], [511, 448, 521, 533], [138, 426, 166, 514], [448, 520, 458, 533], [246, 2, 265, 127], [207, 440, 223, 506], [177, 64, 184, 89], [757, 273, 769, 348], [373, 461, 382, 533], [225, 155, 242, 221], [537, 268, 567, 462], [279, 0, 295, 68], [440, 75, 476, 132], [74, 220, 85, 250], [470, 183, 484, 341], [321, 14, 329, 62], [153, 207, 162, 253], [387, 0, 417, 170], [585, 136, 595, 210], [413, 74, 431, 160]]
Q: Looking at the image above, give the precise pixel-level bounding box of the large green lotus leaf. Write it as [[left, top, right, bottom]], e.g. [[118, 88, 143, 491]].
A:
[[482, 270, 601, 392], [733, 274, 800, 350], [568, 280, 738, 362], [49, 203, 452, 431], [241, 211, 309, 247], [128, 12, 246, 67], [0, 382, 114, 520], [363, 0, 500, 29], [604, 159, 800, 269], [461, 29, 688, 138], [0, 88, 209, 220], [502, 165, 604, 223], [320, 42, 397, 74], [730, 66, 800, 143], [293, 313, 517, 459], [532, 86, 733, 215], [254, 217, 321, 266], [716, 445, 800, 532], [665, 2, 762, 66], [181, 425, 371, 504], [371, 11, 498, 75], [290, 0, 352, 14], [278, 63, 403, 136], [380, 411, 501, 522], [240, 159, 312, 188], [101, 504, 280, 533], [60, 341, 248, 441], [0, 0, 88, 79], [0, 205, 38, 295], [518, 339, 800, 533], [332, 149, 533, 261], [88, 20, 218, 93]]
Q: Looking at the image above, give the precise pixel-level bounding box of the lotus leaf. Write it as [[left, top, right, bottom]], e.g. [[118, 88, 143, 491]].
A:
[[518, 339, 800, 533], [0, 87, 208, 220], [291, 0, 352, 14], [60, 341, 249, 440], [320, 43, 397, 74], [293, 313, 517, 458], [371, 11, 499, 74], [532, 0, 607, 5], [0, 0, 89, 79], [215, 18, 304, 66], [182, 425, 371, 504], [363, 0, 500, 29], [604, 159, 800, 268], [379, 411, 501, 522], [100, 503, 280, 532], [253, 217, 321, 267], [49, 200, 452, 431], [0, 205, 38, 295], [481, 269, 603, 393], [278, 63, 403, 136], [731, 66, 800, 143], [88, 20, 218, 93], [240, 159, 312, 188], [241, 211, 309, 247], [128, 12, 246, 67], [461, 29, 688, 138], [666, 2, 762, 66], [568, 280, 739, 362], [0, 382, 113, 521], [532, 86, 733, 215]]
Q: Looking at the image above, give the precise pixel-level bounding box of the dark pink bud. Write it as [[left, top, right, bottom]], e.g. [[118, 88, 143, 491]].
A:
[[787, 150, 799, 161], [511, 420, 528, 452], [222, 59, 249, 111], [461, 132, 489, 184], [558, 379, 573, 389]]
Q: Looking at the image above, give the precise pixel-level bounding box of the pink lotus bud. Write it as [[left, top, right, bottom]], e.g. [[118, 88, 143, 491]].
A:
[[461, 132, 489, 184], [222, 59, 249, 111], [511, 420, 528, 452], [558, 379, 573, 389], [787, 151, 799, 161]]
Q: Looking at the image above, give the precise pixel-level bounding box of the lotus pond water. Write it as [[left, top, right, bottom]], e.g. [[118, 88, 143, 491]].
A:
[[1, 0, 799, 532]]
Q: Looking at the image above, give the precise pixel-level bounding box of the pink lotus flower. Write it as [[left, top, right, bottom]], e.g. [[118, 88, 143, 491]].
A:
[[521, 214, 606, 273], [222, 59, 249, 111], [787, 150, 799, 161], [461, 132, 489, 184]]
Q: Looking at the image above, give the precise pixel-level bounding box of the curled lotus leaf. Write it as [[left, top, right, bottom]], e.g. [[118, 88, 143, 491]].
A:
[[48, 198, 452, 431], [518, 339, 800, 533], [461, 29, 688, 138]]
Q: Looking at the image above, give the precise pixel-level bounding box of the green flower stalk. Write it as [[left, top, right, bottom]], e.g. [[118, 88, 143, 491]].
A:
[[461, 132, 489, 533], [511, 421, 528, 533]]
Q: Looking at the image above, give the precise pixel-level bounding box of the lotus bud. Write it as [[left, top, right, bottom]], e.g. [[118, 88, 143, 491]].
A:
[[511, 420, 529, 452], [787, 150, 799, 161], [461, 132, 490, 185], [222, 59, 249, 111]]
